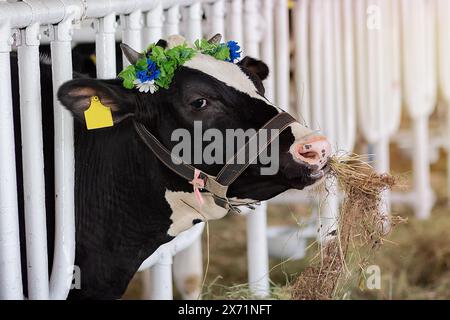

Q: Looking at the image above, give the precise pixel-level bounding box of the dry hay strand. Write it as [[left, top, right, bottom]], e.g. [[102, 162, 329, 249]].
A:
[[291, 154, 401, 300]]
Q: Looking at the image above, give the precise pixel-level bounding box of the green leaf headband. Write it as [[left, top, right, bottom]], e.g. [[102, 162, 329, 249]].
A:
[[118, 34, 242, 93]]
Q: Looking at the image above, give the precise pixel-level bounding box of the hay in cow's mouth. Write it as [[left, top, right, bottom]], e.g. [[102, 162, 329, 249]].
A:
[[291, 153, 405, 300]]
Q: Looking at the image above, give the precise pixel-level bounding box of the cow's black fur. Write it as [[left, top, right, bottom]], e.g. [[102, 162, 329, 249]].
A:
[[11, 45, 318, 299]]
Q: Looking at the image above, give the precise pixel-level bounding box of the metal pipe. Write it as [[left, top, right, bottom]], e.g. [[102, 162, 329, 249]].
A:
[[261, 0, 275, 101], [164, 5, 180, 36], [148, 253, 173, 300], [401, 0, 437, 219], [437, 0, 450, 200], [309, 0, 323, 131], [186, 2, 202, 43], [122, 10, 143, 67], [293, 0, 311, 125], [226, 0, 243, 52], [17, 23, 49, 299], [209, 0, 225, 37], [143, 1, 164, 45], [173, 236, 203, 299], [0, 21, 24, 300], [96, 13, 117, 79], [49, 14, 76, 300], [243, 0, 260, 59], [243, 0, 269, 298], [274, 0, 289, 112], [412, 116, 434, 220], [342, 0, 356, 151], [246, 202, 269, 297]]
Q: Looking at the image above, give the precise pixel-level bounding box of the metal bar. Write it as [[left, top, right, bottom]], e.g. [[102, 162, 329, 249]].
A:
[[143, 1, 164, 45], [226, 0, 243, 51], [186, 2, 202, 43], [274, 0, 289, 112], [17, 23, 49, 299], [49, 16, 76, 300], [122, 10, 143, 67], [0, 21, 24, 300], [261, 0, 275, 101], [401, 0, 437, 219], [293, 0, 311, 125], [243, 0, 269, 298], [209, 0, 225, 37], [309, 0, 323, 131], [96, 13, 117, 79], [342, 0, 356, 151], [164, 5, 180, 36], [148, 253, 173, 300], [173, 236, 203, 299]]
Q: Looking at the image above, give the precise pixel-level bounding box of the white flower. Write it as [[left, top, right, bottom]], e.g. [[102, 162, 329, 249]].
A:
[[133, 79, 158, 94]]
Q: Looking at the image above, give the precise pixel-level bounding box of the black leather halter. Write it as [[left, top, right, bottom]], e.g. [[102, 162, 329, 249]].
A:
[[134, 112, 297, 213]]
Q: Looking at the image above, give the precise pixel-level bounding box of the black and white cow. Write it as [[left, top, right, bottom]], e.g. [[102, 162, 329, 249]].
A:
[[12, 35, 331, 299]]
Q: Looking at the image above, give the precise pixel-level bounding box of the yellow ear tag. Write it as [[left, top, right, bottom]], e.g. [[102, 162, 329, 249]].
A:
[[84, 96, 114, 130]]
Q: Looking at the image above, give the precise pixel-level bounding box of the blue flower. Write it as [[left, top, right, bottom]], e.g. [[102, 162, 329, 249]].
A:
[[136, 58, 161, 83], [226, 41, 241, 63], [146, 58, 160, 80]]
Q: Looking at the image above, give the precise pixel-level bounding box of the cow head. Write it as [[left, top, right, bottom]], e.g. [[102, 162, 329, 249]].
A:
[[58, 35, 331, 235]]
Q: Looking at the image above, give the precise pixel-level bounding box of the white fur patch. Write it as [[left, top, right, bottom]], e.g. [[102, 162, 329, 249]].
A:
[[289, 122, 314, 143], [184, 54, 267, 102], [165, 190, 228, 236]]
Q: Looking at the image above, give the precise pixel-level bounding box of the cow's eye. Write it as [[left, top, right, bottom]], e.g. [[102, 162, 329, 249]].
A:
[[190, 98, 207, 110]]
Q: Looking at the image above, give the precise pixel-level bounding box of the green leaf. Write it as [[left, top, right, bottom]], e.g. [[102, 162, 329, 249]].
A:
[[135, 58, 148, 70], [123, 79, 134, 89], [214, 46, 230, 61]]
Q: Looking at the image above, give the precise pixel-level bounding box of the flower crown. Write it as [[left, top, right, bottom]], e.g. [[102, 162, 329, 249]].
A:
[[118, 36, 241, 93]]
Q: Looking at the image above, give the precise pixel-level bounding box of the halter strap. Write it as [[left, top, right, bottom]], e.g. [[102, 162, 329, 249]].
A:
[[134, 112, 297, 211]]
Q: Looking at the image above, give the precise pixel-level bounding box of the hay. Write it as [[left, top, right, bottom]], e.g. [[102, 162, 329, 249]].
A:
[[291, 154, 402, 300]]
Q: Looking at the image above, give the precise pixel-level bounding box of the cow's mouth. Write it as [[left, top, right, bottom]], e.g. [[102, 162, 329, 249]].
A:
[[309, 163, 330, 180], [284, 160, 330, 190]]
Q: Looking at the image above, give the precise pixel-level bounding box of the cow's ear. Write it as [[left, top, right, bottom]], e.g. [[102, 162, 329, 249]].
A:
[[57, 78, 136, 125], [238, 56, 269, 81]]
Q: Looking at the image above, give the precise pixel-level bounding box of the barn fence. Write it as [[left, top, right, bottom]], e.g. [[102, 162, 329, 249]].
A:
[[0, 0, 449, 300]]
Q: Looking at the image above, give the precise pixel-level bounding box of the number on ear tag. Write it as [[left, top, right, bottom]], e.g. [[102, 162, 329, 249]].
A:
[[84, 96, 114, 130]]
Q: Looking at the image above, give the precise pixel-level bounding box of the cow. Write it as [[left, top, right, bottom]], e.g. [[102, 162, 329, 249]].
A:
[[11, 35, 331, 299]]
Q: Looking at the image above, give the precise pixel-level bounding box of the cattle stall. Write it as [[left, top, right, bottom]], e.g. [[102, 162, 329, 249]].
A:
[[0, 0, 449, 300]]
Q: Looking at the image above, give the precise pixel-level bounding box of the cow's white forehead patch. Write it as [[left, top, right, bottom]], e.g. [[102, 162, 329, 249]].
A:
[[184, 54, 267, 102]]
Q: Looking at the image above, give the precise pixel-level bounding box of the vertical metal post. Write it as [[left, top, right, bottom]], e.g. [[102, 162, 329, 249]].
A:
[[173, 236, 203, 299], [170, 1, 204, 300], [122, 10, 143, 68], [437, 0, 450, 200], [148, 253, 173, 300], [49, 16, 76, 300], [144, 2, 164, 45], [96, 13, 117, 79], [0, 22, 24, 300], [210, 0, 225, 37], [244, 0, 269, 297], [17, 23, 49, 300], [401, 0, 437, 219], [165, 5, 180, 36], [274, 0, 290, 112], [261, 0, 275, 101], [227, 0, 243, 48], [186, 2, 202, 43], [293, 0, 311, 125]]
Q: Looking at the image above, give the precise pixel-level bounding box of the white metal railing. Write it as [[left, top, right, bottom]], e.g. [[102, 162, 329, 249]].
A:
[[1, 0, 449, 301]]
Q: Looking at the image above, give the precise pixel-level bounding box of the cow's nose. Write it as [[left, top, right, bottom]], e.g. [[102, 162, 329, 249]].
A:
[[291, 135, 331, 169]]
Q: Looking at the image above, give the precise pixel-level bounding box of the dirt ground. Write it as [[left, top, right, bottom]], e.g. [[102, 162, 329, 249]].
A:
[[123, 119, 450, 300]]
